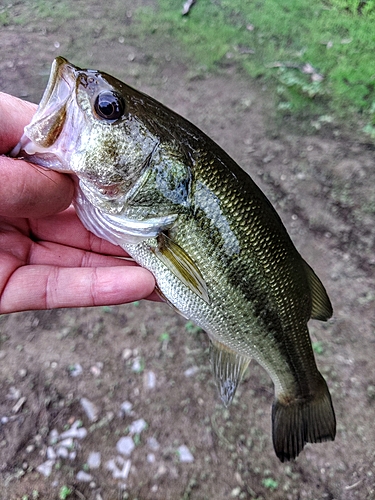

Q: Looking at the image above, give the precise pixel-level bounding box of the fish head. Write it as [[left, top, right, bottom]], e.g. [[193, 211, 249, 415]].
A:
[[13, 57, 159, 211]]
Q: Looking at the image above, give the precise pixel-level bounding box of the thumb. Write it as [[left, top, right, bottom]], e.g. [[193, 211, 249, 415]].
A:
[[0, 92, 74, 217], [0, 157, 74, 218]]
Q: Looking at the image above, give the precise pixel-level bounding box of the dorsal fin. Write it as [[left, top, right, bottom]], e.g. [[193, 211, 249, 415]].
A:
[[210, 339, 251, 407], [303, 261, 333, 321]]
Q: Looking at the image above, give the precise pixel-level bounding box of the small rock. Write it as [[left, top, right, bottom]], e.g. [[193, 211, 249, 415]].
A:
[[12, 396, 26, 413], [69, 451, 77, 460], [56, 446, 69, 459], [144, 371, 156, 389], [156, 464, 167, 477], [147, 437, 160, 451], [90, 362, 103, 377], [59, 437, 73, 449], [1, 416, 9, 424], [36, 459, 54, 477], [116, 436, 135, 456], [80, 397, 99, 422], [129, 419, 147, 435], [147, 453, 155, 463], [76, 470, 93, 482], [49, 429, 59, 445], [69, 363, 83, 377], [46, 446, 56, 460], [87, 451, 101, 469], [177, 445, 194, 463], [184, 366, 199, 377], [122, 348, 132, 360], [60, 425, 87, 440], [106, 457, 131, 479], [131, 357, 143, 372], [7, 387, 20, 400], [119, 401, 133, 417]]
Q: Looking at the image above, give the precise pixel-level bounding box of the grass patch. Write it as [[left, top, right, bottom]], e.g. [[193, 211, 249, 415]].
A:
[[138, 0, 375, 137]]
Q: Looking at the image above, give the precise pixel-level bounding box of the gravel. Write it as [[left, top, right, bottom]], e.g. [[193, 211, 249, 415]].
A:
[[116, 436, 135, 456]]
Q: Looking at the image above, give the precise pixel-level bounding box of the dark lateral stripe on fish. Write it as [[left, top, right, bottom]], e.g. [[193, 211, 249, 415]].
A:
[[271, 374, 336, 462]]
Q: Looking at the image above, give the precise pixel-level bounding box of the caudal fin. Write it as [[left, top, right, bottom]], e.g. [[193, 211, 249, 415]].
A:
[[272, 376, 336, 462]]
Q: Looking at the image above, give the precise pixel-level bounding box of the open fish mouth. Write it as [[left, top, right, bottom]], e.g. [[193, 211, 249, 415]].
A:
[[11, 57, 78, 172]]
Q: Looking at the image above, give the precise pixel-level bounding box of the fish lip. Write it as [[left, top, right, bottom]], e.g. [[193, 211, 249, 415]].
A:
[[36, 56, 78, 116], [11, 57, 81, 171]]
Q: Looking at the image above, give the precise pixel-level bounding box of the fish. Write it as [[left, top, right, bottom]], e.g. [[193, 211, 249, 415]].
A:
[[12, 57, 336, 462]]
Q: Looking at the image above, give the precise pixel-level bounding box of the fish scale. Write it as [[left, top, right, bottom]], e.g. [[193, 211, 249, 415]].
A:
[[12, 57, 336, 462]]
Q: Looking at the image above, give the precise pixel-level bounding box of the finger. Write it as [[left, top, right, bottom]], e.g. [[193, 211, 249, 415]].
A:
[[0, 93, 36, 154], [29, 207, 130, 257], [0, 157, 74, 218], [0, 265, 156, 313], [29, 239, 136, 268]]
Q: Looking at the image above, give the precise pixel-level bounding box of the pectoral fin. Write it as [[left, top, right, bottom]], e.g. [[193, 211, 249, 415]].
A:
[[154, 232, 210, 304], [303, 261, 333, 321], [210, 339, 251, 407]]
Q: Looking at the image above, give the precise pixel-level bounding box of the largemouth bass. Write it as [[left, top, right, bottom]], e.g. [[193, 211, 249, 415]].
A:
[[12, 57, 335, 462]]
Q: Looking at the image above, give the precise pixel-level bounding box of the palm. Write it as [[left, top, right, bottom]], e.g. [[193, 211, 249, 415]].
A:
[[0, 207, 157, 313], [0, 92, 156, 313]]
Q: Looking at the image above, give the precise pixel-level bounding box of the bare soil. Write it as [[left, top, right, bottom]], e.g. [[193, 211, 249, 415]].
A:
[[0, 2, 374, 499]]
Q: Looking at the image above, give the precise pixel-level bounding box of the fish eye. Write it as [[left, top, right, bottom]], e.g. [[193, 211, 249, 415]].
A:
[[94, 91, 125, 122]]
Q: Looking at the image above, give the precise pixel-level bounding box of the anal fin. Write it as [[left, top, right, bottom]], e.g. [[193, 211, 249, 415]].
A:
[[210, 339, 251, 407]]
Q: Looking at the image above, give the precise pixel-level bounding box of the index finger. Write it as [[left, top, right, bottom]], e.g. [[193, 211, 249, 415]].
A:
[[0, 92, 36, 154]]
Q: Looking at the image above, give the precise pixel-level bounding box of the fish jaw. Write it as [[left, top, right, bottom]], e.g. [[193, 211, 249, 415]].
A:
[[11, 57, 82, 173]]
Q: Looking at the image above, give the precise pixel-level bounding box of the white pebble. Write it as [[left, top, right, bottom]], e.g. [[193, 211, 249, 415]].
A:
[[60, 426, 87, 440], [46, 446, 56, 460], [69, 363, 83, 377], [178, 445, 194, 462], [184, 366, 199, 377], [144, 371, 156, 389], [131, 357, 142, 372], [49, 429, 59, 444], [59, 437, 73, 449], [116, 436, 135, 456], [147, 437, 160, 451], [119, 401, 133, 417], [56, 446, 69, 459], [1, 416, 9, 424], [106, 457, 131, 479], [69, 451, 77, 460], [36, 459, 54, 477], [122, 348, 132, 360], [76, 470, 93, 482], [80, 397, 99, 422], [87, 451, 101, 469], [147, 453, 155, 463], [129, 418, 147, 435]]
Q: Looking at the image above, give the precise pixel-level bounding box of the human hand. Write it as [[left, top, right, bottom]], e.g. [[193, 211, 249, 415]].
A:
[[0, 92, 157, 313]]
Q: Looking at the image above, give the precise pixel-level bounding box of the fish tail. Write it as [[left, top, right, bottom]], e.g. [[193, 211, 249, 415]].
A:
[[271, 375, 336, 462]]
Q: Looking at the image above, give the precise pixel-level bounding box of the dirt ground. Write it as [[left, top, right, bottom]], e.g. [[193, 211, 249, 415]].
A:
[[0, 2, 375, 499]]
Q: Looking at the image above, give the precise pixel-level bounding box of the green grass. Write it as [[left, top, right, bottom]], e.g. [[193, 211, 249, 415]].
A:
[[138, 0, 375, 136]]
